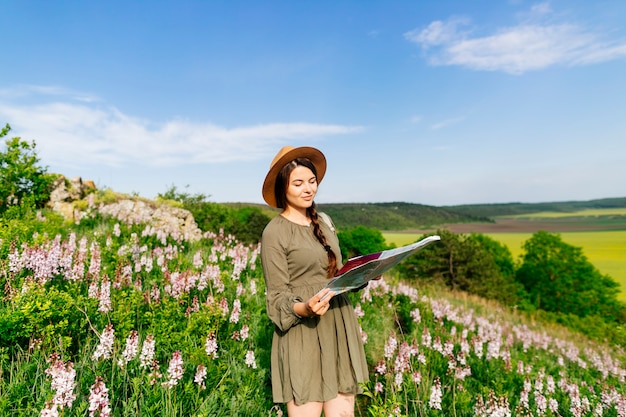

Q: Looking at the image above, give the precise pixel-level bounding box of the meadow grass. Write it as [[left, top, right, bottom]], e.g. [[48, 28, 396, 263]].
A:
[[383, 230, 626, 301]]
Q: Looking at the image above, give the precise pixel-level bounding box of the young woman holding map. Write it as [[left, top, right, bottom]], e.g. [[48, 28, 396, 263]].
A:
[[260, 145, 368, 417]]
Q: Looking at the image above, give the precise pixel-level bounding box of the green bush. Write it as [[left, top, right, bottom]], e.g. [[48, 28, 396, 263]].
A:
[[0, 123, 56, 212]]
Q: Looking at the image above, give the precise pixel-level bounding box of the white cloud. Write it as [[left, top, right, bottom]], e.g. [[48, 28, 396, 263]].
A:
[[404, 4, 626, 74], [431, 117, 464, 130], [0, 87, 363, 169]]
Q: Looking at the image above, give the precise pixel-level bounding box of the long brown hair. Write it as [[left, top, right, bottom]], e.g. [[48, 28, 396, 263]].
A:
[[274, 157, 338, 278]]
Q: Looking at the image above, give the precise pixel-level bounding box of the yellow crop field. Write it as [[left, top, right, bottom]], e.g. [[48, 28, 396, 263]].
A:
[[507, 208, 626, 219], [382, 230, 626, 301]]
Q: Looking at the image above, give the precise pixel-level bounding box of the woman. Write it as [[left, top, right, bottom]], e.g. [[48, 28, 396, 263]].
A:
[[260, 146, 368, 417]]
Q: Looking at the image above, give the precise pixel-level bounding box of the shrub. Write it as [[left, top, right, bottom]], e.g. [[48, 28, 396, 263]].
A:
[[0, 123, 56, 212]]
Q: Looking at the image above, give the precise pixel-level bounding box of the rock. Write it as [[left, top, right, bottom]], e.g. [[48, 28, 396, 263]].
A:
[[47, 175, 203, 241]]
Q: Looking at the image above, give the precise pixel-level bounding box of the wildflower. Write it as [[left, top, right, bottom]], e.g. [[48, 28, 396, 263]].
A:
[[93, 325, 115, 361], [88, 242, 101, 280], [245, 350, 257, 368], [194, 365, 207, 389], [205, 333, 219, 359], [361, 328, 368, 344], [394, 372, 403, 387], [240, 325, 249, 341], [384, 334, 397, 359], [118, 330, 139, 367], [421, 328, 432, 349], [474, 391, 511, 417], [220, 297, 230, 316], [353, 303, 365, 318], [44, 353, 77, 410], [163, 351, 184, 388], [548, 398, 559, 413], [250, 279, 257, 295], [429, 377, 443, 410], [229, 299, 241, 324], [98, 277, 112, 313], [374, 382, 384, 394], [40, 402, 58, 417], [147, 359, 162, 386], [432, 336, 443, 354], [410, 308, 421, 323], [192, 250, 203, 268], [88, 376, 111, 417], [139, 334, 156, 368], [412, 371, 422, 384], [375, 361, 387, 375]]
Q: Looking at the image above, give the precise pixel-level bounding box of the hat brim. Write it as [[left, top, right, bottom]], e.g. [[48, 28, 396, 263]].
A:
[[262, 146, 327, 208]]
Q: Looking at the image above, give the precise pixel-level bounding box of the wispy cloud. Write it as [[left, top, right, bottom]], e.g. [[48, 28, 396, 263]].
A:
[[404, 2, 626, 74], [410, 115, 423, 124], [0, 86, 363, 169], [431, 117, 464, 130]]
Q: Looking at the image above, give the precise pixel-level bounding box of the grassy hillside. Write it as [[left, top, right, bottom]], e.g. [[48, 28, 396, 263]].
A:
[[317, 202, 489, 230], [2, 202, 625, 416]]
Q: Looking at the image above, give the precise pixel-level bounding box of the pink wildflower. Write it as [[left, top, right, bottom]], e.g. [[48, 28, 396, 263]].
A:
[[39, 402, 58, 417], [93, 325, 115, 360], [353, 303, 365, 318], [240, 325, 249, 341], [147, 359, 162, 386], [139, 334, 156, 368], [429, 377, 443, 410], [44, 353, 77, 410], [98, 277, 111, 313], [410, 308, 421, 323], [412, 371, 422, 384], [374, 360, 387, 375], [245, 350, 257, 368], [205, 333, 219, 359], [163, 351, 184, 388], [229, 299, 241, 324], [118, 330, 139, 367], [374, 382, 384, 394], [194, 365, 207, 389], [384, 334, 398, 359], [88, 376, 111, 417]]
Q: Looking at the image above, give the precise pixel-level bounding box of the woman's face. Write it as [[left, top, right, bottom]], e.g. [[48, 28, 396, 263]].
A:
[[285, 165, 318, 211]]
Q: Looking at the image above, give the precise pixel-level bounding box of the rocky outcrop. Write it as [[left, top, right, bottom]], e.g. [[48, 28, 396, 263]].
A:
[[47, 175, 97, 219], [47, 175, 203, 241], [97, 199, 203, 241]]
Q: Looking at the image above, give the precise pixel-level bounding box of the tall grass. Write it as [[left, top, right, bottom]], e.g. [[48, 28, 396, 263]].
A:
[[1, 206, 625, 416]]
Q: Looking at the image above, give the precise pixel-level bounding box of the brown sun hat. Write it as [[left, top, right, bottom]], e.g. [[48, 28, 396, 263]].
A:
[[262, 145, 327, 208]]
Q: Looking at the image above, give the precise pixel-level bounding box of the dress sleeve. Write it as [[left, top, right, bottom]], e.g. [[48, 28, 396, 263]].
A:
[[261, 225, 302, 332]]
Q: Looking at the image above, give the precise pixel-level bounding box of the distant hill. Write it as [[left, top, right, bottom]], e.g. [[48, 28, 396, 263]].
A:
[[225, 197, 626, 231], [443, 197, 626, 218], [315, 202, 488, 230]]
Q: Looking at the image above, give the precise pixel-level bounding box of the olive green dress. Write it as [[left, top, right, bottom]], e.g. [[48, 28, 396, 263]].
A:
[[261, 214, 368, 405]]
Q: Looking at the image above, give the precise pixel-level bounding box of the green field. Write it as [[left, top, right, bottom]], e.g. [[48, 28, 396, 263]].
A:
[[383, 230, 626, 301]]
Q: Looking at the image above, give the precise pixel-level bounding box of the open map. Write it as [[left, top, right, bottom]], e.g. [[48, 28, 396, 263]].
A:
[[321, 235, 441, 297]]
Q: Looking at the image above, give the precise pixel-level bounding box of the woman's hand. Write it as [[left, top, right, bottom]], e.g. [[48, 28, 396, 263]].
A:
[[295, 288, 335, 318]]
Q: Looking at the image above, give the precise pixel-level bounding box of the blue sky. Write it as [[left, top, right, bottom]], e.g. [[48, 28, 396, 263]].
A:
[[1, 0, 625, 206]]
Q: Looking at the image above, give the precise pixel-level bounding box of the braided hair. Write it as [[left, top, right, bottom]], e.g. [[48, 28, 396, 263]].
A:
[[274, 157, 338, 278]]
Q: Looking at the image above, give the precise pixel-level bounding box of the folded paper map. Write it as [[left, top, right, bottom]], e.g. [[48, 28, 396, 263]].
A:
[[321, 235, 441, 297]]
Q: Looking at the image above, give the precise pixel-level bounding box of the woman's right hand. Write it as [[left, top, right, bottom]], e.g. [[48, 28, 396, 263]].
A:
[[296, 288, 335, 318]]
